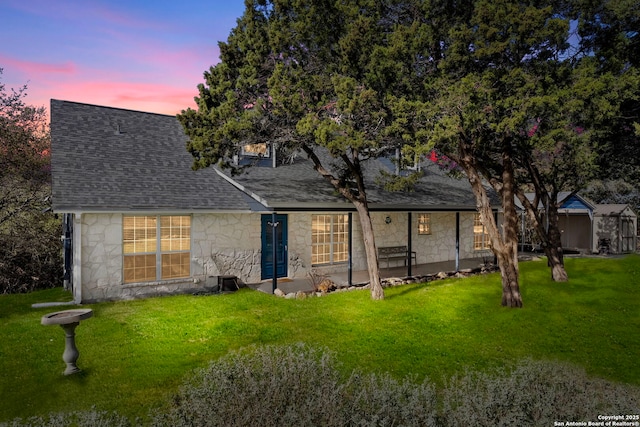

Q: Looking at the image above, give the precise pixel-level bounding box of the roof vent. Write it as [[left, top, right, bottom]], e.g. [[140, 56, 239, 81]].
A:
[[114, 124, 125, 135]]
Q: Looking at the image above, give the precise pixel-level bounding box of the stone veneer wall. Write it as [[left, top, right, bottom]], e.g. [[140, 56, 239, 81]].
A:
[[80, 213, 123, 302], [366, 211, 487, 265], [79, 213, 267, 302], [192, 212, 307, 283], [191, 213, 261, 283], [78, 211, 491, 302]]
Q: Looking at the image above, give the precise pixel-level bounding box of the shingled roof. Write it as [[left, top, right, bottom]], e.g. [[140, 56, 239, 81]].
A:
[[51, 100, 263, 212], [51, 100, 487, 213], [221, 151, 485, 211]]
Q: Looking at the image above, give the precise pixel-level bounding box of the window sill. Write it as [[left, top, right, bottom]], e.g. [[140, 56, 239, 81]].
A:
[[122, 277, 191, 288]]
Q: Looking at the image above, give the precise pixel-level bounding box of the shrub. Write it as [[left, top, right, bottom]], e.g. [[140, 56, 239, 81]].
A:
[[0, 409, 132, 427], [5, 346, 638, 426], [152, 343, 438, 427], [440, 359, 640, 427], [0, 203, 62, 294], [343, 372, 437, 426], [151, 343, 349, 427]]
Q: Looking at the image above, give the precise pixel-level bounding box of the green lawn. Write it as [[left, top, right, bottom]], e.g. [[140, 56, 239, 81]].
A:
[[1, 255, 638, 423]]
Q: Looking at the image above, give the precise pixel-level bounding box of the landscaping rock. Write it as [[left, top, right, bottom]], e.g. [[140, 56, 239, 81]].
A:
[[317, 278, 336, 293]]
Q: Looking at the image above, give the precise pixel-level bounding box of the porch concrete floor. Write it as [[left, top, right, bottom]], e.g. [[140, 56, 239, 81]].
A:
[[249, 256, 495, 295]]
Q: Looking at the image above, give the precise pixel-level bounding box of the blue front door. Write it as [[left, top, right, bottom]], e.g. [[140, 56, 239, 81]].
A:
[[261, 214, 288, 280]]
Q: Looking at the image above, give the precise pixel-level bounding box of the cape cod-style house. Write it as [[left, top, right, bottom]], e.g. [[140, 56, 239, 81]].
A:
[[51, 100, 499, 303]]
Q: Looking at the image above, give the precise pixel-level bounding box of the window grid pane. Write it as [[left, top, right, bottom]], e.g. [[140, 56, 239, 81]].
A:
[[312, 214, 349, 265], [161, 252, 190, 279], [473, 213, 490, 250], [123, 254, 156, 283], [123, 215, 191, 283], [160, 216, 191, 252], [418, 213, 431, 235], [123, 216, 156, 254]]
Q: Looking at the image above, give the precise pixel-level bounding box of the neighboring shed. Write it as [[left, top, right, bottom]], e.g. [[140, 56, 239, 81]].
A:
[[592, 204, 637, 254], [516, 192, 637, 254], [516, 192, 595, 253], [557, 193, 596, 253]]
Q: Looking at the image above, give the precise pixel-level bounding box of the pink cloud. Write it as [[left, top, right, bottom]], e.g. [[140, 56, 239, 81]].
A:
[[0, 55, 76, 76], [50, 80, 199, 115]]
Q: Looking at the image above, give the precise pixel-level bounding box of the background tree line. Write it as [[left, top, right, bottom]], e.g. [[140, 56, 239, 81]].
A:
[[0, 68, 61, 294]]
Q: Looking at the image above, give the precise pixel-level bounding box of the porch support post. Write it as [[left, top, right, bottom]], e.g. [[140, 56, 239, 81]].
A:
[[348, 212, 353, 286], [520, 210, 525, 253], [407, 212, 412, 276], [455, 212, 460, 272], [271, 212, 278, 294]]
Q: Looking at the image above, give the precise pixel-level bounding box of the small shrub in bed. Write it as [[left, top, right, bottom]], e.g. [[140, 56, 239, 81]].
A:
[[151, 343, 348, 427], [0, 409, 132, 427], [343, 372, 437, 426], [152, 343, 438, 427], [6, 346, 637, 426], [440, 359, 640, 427]]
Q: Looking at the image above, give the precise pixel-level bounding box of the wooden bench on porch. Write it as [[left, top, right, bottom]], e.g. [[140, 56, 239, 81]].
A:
[[378, 245, 417, 269]]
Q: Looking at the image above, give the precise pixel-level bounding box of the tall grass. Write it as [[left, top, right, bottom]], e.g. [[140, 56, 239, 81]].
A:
[[1, 255, 638, 423]]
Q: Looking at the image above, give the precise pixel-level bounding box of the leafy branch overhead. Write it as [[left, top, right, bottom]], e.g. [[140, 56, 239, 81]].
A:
[[178, 0, 638, 304]]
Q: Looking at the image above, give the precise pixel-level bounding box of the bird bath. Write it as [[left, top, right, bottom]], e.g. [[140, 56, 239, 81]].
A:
[[41, 309, 93, 375]]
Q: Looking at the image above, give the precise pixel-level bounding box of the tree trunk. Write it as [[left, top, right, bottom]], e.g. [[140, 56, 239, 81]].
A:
[[353, 200, 384, 300], [495, 249, 523, 307], [518, 160, 570, 283], [457, 140, 523, 308], [497, 150, 524, 307], [516, 191, 569, 282], [544, 202, 568, 282]]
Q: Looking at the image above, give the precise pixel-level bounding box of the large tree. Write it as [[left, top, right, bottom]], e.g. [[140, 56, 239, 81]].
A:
[[179, 0, 431, 300], [419, 0, 638, 294], [417, 0, 581, 306], [0, 69, 60, 293]]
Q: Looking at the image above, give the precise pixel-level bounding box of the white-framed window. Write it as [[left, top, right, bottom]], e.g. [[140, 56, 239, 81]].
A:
[[418, 213, 431, 235], [473, 213, 491, 250], [123, 215, 191, 283], [312, 214, 349, 265]]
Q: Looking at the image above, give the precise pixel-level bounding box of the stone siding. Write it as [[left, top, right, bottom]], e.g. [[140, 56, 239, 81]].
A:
[[76, 210, 491, 302]]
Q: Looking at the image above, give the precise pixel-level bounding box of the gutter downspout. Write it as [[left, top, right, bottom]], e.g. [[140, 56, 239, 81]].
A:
[[455, 212, 460, 271], [73, 213, 82, 304], [407, 212, 412, 276], [348, 213, 353, 286], [62, 213, 73, 291], [589, 208, 594, 254]]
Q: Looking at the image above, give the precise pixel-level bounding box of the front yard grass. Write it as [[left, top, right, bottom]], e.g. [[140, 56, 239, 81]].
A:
[[1, 255, 638, 423]]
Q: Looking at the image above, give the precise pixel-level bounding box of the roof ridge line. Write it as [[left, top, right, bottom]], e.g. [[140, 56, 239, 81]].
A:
[[212, 167, 272, 209]]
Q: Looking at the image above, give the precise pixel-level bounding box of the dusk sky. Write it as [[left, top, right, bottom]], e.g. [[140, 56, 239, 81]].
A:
[[1, 0, 247, 116]]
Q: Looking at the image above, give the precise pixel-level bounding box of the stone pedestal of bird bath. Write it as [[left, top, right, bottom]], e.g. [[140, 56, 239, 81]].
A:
[[41, 309, 93, 375]]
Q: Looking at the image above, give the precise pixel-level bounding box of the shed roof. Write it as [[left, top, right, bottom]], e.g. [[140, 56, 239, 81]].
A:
[[594, 204, 637, 217], [515, 192, 595, 212]]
